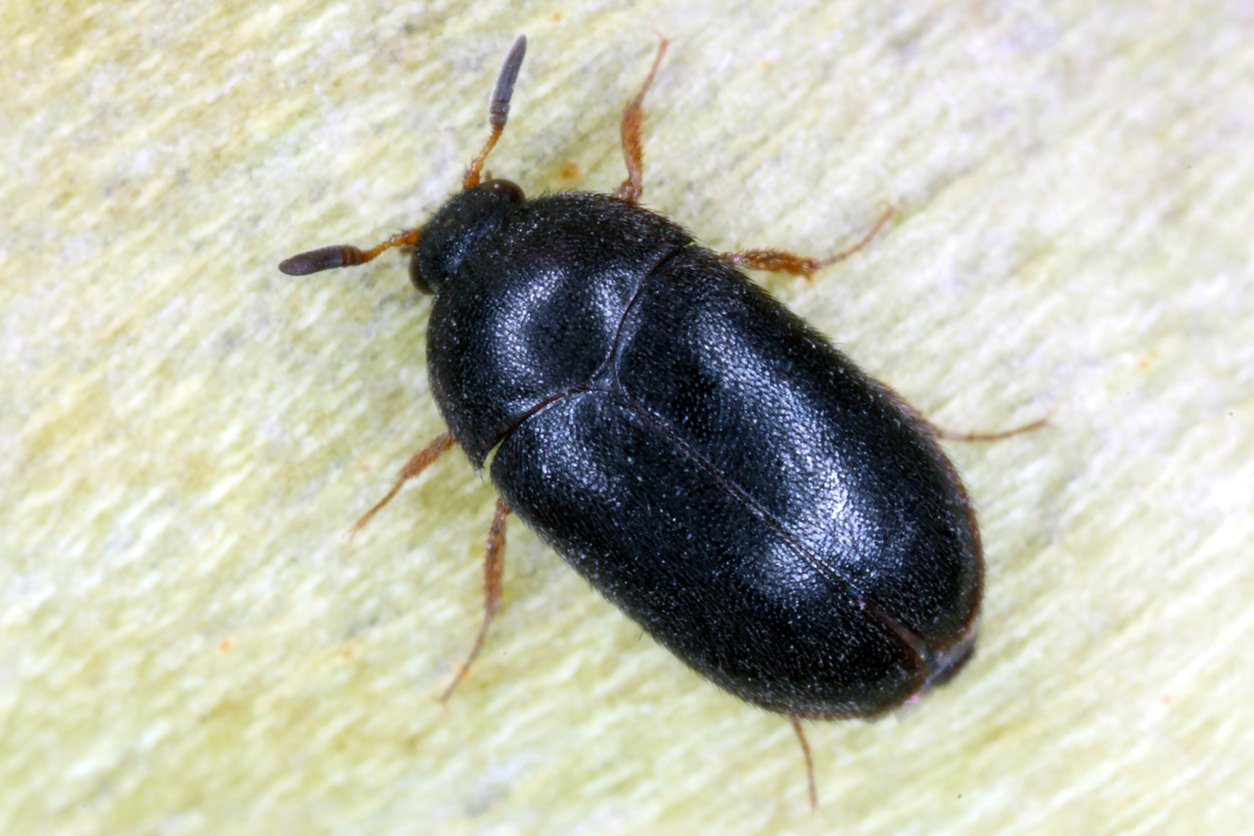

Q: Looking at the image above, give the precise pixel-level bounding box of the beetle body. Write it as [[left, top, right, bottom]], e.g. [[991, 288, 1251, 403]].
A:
[[281, 37, 1004, 802], [416, 187, 980, 718]]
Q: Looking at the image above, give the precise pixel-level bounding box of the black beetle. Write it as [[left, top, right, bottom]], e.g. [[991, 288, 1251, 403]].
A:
[[281, 36, 1030, 806]]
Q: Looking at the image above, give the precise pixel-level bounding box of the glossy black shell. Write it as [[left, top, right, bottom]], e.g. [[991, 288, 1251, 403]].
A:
[[414, 185, 981, 718]]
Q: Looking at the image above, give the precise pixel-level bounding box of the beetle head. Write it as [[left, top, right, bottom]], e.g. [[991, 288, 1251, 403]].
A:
[[409, 179, 524, 294]]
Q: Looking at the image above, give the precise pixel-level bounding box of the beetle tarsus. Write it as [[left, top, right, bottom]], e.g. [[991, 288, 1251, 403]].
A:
[[612, 34, 669, 204], [932, 415, 1049, 443], [720, 205, 898, 280], [789, 716, 819, 811], [440, 497, 511, 703], [346, 432, 455, 542]]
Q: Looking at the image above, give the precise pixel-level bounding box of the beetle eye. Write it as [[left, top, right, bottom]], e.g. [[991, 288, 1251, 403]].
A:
[[409, 254, 433, 294], [479, 178, 524, 204]]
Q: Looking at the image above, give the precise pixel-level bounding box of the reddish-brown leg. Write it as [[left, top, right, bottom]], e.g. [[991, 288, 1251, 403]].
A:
[[612, 36, 671, 204], [895, 375, 1050, 443], [346, 432, 456, 541], [722, 207, 1048, 442], [440, 496, 512, 703], [789, 716, 818, 811], [932, 416, 1049, 442], [722, 206, 897, 280]]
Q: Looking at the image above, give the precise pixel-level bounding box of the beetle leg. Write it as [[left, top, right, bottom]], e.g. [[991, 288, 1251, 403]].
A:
[[789, 716, 819, 811], [441, 496, 512, 702], [931, 416, 1049, 442], [346, 432, 456, 541], [612, 35, 670, 204], [721, 206, 897, 280], [896, 397, 1050, 443]]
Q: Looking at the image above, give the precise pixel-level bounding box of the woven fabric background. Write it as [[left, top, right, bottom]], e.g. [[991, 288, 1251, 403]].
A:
[[3, 2, 1250, 834]]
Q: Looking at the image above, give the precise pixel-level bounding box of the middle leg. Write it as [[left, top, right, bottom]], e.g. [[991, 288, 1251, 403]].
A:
[[440, 496, 512, 703], [722, 206, 897, 280]]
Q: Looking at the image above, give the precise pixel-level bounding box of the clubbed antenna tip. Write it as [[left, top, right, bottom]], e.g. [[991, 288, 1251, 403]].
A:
[[464, 34, 528, 189]]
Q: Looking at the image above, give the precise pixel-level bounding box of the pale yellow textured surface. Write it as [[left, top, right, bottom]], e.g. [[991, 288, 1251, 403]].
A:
[[3, 1, 1251, 834]]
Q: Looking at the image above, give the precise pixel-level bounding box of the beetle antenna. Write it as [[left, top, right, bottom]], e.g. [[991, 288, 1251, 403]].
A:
[[279, 37, 526, 276], [463, 34, 527, 190], [278, 228, 422, 276]]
